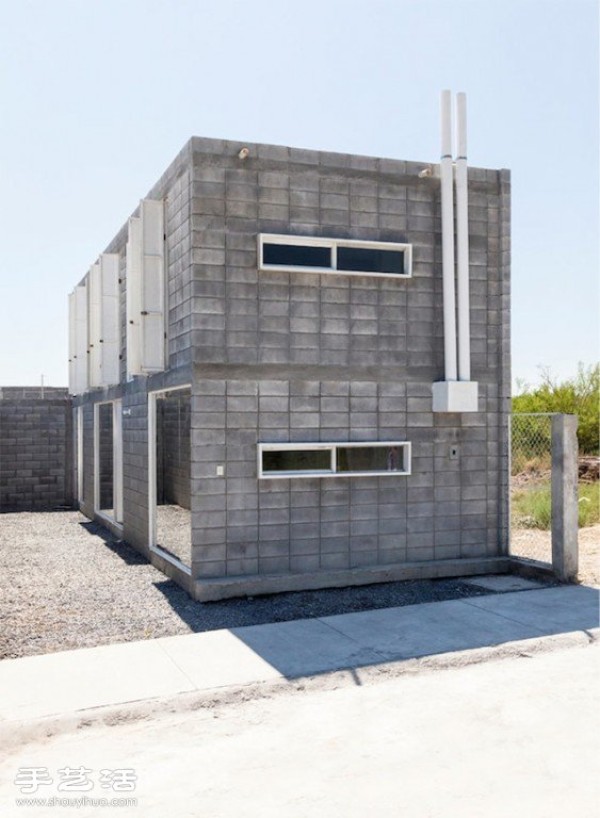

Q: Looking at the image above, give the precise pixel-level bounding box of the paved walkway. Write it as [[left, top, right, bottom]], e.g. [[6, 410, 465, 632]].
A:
[[0, 582, 598, 724]]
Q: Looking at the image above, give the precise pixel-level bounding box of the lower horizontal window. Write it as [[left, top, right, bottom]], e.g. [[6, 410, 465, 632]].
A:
[[258, 441, 411, 479]]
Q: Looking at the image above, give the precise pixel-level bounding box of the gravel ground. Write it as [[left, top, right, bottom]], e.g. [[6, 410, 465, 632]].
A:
[[0, 510, 499, 661], [156, 504, 191, 567]]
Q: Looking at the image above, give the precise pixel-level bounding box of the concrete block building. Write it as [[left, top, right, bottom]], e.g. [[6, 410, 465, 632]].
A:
[[68, 121, 511, 601]]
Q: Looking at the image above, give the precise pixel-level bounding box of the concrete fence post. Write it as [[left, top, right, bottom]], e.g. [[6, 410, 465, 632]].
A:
[[551, 414, 578, 581]]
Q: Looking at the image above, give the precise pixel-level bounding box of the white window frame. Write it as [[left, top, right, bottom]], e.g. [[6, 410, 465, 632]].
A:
[[258, 234, 412, 279], [93, 400, 123, 529], [148, 384, 192, 576], [258, 441, 411, 479]]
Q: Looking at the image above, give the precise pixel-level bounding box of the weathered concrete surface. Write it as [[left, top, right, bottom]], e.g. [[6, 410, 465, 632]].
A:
[[461, 585, 599, 633], [552, 413, 579, 580], [462, 574, 545, 592], [1, 644, 598, 818], [0, 585, 597, 726]]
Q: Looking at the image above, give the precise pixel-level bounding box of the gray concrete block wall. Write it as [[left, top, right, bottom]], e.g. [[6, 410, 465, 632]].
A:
[[190, 376, 503, 582], [191, 154, 429, 371], [498, 169, 511, 554], [185, 139, 510, 593], [188, 143, 507, 383], [0, 387, 72, 511], [121, 380, 151, 552]]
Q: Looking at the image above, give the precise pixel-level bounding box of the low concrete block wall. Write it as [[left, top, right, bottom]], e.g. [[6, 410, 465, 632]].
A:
[[0, 387, 72, 511]]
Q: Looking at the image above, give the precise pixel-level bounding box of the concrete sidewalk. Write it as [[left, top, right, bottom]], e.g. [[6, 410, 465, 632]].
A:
[[0, 583, 598, 725]]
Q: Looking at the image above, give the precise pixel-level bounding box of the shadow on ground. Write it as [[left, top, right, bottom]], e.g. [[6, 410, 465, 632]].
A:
[[226, 585, 600, 679], [152, 575, 498, 635], [79, 521, 147, 566]]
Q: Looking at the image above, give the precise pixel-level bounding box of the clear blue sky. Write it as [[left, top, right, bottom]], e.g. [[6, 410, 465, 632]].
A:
[[0, 0, 597, 388]]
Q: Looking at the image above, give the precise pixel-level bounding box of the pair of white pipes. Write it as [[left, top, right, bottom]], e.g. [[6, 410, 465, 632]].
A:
[[440, 90, 471, 383]]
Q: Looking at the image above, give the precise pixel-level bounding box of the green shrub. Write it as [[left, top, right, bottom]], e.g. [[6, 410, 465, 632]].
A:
[[513, 363, 599, 455]]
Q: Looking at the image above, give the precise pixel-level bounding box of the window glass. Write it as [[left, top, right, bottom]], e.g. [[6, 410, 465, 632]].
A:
[[263, 243, 331, 268], [337, 246, 405, 274], [263, 449, 331, 473], [336, 445, 405, 473]]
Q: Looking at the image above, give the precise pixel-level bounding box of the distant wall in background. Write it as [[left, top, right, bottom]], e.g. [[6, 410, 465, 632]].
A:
[[0, 387, 72, 511]]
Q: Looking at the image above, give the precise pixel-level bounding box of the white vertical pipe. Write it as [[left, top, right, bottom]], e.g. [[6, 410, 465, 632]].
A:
[[440, 90, 457, 381], [455, 91, 471, 381]]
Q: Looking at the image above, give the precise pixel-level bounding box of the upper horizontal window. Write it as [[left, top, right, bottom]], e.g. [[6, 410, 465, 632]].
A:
[[259, 235, 412, 279]]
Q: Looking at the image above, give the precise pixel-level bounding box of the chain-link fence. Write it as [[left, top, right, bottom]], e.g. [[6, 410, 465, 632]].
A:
[[510, 413, 554, 564]]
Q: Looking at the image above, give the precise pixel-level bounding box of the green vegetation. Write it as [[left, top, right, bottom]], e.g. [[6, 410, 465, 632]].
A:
[[513, 363, 599, 455], [511, 365, 599, 530], [511, 481, 600, 530]]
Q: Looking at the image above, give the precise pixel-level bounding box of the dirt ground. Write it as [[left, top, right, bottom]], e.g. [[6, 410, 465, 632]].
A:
[[511, 523, 600, 588]]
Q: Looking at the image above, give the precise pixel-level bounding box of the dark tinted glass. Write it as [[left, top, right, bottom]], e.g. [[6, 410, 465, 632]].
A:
[[263, 243, 331, 268], [263, 449, 331, 473], [336, 446, 404, 473], [337, 246, 405, 274]]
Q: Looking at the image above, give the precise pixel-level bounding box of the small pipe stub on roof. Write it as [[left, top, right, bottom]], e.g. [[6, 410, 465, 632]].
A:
[[238, 147, 250, 160]]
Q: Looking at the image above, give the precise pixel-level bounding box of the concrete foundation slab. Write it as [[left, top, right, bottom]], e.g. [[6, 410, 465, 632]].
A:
[[462, 586, 600, 633], [462, 575, 546, 592], [320, 598, 543, 659]]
